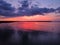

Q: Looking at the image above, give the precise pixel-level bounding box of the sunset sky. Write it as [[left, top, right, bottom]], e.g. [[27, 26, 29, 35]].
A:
[[0, 0, 60, 32], [0, 0, 60, 21]]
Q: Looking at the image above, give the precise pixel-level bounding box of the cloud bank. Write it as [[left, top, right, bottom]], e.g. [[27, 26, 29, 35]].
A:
[[0, 0, 15, 16], [0, 0, 60, 17], [0, 12, 60, 21]]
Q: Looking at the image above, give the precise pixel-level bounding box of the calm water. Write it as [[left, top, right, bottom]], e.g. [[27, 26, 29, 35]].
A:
[[0, 22, 60, 45], [0, 22, 60, 32]]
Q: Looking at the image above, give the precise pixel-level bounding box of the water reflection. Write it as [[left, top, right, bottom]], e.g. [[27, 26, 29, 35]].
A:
[[6, 22, 60, 32], [0, 22, 60, 32], [0, 22, 60, 45]]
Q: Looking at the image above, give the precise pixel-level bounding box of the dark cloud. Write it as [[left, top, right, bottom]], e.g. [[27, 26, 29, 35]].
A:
[[30, 8, 55, 15], [17, 7, 56, 16], [0, 0, 15, 16], [0, 0, 60, 17], [17, 0, 56, 16], [17, 6, 60, 16], [56, 7, 60, 13]]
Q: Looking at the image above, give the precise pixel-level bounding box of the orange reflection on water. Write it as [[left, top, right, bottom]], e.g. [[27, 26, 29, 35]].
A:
[[10, 22, 39, 31], [10, 22, 57, 32], [0, 22, 60, 32]]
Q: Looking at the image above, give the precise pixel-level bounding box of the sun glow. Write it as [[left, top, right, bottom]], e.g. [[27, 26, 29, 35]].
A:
[[0, 13, 60, 21]]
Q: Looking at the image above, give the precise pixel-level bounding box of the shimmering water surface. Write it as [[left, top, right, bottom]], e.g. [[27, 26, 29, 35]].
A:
[[0, 22, 60, 32], [0, 22, 60, 45]]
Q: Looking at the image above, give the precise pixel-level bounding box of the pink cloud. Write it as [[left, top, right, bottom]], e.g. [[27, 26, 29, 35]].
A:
[[0, 13, 60, 21]]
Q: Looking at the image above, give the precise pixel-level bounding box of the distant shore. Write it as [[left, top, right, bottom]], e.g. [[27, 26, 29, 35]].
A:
[[0, 21, 60, 23]]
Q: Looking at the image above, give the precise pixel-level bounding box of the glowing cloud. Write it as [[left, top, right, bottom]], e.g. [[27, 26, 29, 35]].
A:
[[0, 12, 60, 21]]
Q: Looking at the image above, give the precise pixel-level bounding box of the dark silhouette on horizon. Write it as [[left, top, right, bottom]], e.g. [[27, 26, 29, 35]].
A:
[[0, 21, 60, 23]]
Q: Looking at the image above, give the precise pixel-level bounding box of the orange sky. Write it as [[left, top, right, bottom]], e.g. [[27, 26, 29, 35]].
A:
[[0, 13, 60, 21]]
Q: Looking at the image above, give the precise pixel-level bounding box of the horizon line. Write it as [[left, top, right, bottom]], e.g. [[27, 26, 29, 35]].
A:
[[0, 21, 60, 23]]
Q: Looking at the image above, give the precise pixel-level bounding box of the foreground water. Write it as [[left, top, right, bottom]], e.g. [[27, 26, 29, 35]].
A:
[[0, 22, 60, 45]]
